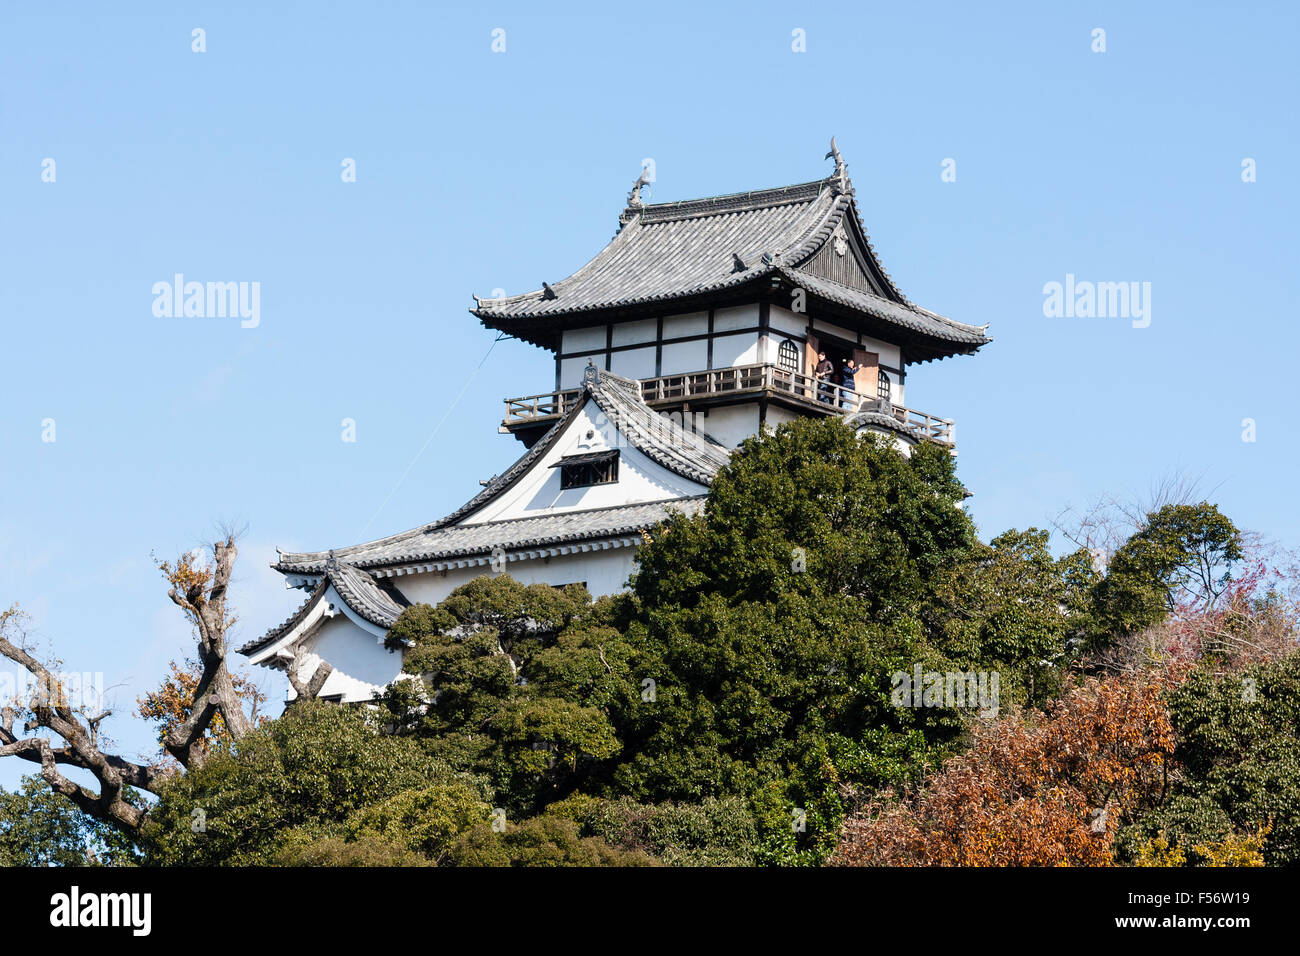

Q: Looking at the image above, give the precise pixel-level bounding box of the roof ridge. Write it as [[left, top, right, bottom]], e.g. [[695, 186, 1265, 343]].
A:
[[584, 365, 733, 484], [636, 177, 831, 223], [453, 495, 707, 531], [475, 177, 831, 314], [273, 497, 709, 576]]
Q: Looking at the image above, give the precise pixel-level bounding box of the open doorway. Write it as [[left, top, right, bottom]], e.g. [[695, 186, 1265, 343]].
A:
[[807, 335, 854, 407]]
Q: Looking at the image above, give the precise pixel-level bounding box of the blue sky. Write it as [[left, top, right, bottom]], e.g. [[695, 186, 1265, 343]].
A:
[[2, 1, 1297, 787]]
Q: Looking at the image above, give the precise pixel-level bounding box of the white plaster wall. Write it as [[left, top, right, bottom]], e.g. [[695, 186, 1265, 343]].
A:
[[397, 547, 641, 607], [714, 304, 759, 332], [299, 613, 403, 702], [609, 346, 656, 380], [770, 305, 808, 337], [559, 356, 598, 388], [700, 405, 761, 447], [563, 326, 607, 353], [662, 311, 708, 338], [712, 332, 760, 368], [293, 547, 646, 703], [462, 402, 709, 524], [811, 317, 861, 345], [612, 318, 658, 347], [860, 334, 901, 369], [764, 405, 801, 431], [660, 339, 708, 376]]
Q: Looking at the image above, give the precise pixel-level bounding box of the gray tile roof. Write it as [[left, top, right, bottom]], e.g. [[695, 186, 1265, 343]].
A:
[[584, 367, 732, 485], [474, 178, 838, 321], [778, 268, 990, 347], [273, 497, 707, 576], [845, 410, 925, 443], [272, 366, 728, 575], [327, 559, 409, 626], [237, 559, 408, 657], [470, 152, 990, 358], [239, 578, 327, 656]]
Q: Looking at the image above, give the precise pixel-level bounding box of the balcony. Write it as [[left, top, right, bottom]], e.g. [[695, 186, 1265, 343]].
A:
[[502, 363, 955, 447]]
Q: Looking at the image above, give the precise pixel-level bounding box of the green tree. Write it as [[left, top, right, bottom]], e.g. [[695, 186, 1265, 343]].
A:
[[612, 420, 982, 860], [379, 577, 635, 813], [1120, 653, 1300, 865], [448, 814, 654, 867], [0, 775, 137, 866], [926, 528, 1096, 709], [141, 700, 484, 865], [549, 793, 759, 866], [1091, 503, 1243, 644], [378, 418, 1108, 864], [341, 782, 493, 862]]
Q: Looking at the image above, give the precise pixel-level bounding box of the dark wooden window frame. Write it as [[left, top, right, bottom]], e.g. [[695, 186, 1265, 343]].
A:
[[554, 450, 620, 489]]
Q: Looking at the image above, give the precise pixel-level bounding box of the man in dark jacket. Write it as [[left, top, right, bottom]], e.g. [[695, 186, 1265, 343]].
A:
[[839, 358, 859, 409], [815, 351, 835, 403]]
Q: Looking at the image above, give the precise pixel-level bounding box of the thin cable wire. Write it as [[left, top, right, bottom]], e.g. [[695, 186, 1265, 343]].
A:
[[355, 334, 507, 539]]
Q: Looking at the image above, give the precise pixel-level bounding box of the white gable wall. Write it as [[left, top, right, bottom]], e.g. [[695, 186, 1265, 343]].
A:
[[305, 613, 402, 701], [462, 401, 709, 525]]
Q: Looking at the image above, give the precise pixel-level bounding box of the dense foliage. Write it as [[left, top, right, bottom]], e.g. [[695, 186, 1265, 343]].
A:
[[37, 416, 1295, 867], [0, 775, 137, 866], [142, 701, 485, 865], [367, 419, 1119, 863]]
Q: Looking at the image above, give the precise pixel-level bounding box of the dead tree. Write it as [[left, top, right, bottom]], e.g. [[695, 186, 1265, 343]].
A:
[[0, 533, 318, 835]]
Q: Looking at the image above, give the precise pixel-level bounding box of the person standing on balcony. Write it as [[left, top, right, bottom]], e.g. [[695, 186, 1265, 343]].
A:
[[839, 358, 859, 409], [815, 351, 835, 403]]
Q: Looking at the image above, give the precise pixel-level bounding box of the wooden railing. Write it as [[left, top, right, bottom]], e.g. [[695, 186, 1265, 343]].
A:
[[502, 364, 955, 445]]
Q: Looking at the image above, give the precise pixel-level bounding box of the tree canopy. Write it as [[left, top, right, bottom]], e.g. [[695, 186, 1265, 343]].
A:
[[4, 415, 1291, 868]]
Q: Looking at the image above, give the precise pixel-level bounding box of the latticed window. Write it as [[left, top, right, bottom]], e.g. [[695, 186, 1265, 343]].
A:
[[555, 450, 620, 489], [878, 369, 892, 402], [777, 338, 799, 373]]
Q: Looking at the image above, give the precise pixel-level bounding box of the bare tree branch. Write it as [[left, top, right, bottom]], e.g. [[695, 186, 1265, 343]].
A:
[[277, 642, 333, 702], [1, 531, 260, 834]]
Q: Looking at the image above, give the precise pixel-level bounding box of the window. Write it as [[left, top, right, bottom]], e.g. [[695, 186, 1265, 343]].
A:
[[878, 369, 892, 402], [554, 450, 619, 489], [777, 338, 799, 373]]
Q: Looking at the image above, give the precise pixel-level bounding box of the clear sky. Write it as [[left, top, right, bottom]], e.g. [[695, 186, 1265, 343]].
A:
[[2, 1, 1297, 787]]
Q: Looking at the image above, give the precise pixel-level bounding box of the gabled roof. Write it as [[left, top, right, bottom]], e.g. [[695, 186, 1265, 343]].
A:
[[327, 559, 410, 626], [270, 366, 730, 576], [237, 559, 409, 657], [471, 142, 991, 362], [243, 493, 708, 661], [270, 497, 707, 578], [240, 577, 327, 656]]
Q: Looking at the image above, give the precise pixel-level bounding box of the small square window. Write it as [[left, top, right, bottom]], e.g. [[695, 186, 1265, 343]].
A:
[[554, 450, 619, 489]]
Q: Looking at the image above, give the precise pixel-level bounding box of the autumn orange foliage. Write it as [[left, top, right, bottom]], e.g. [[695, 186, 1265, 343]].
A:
[[831, 674, 1178, 866], [136, 658, 265, 768]]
